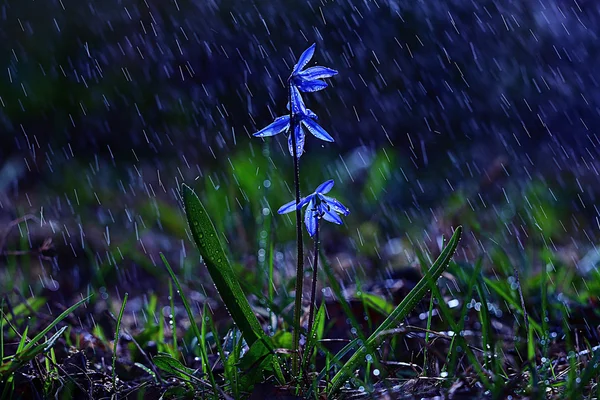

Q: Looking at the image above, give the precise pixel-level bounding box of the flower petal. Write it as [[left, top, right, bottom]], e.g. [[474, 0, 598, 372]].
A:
[[296, 78, 328, 92], [290, 85, 307, 116], [277, 198, 299, 214], [304, 200, 318, 237], [301, 118, 334, 142], [298, 66, 338, 80], [288, 124, 305, 157], [305, 109, 318, 120], [292, 43, 316, 75], [315, 179, 334, 194], [298, 195, 313, 209], [322, 208, 343, 224], [319, 194, 350, 215], [253, 115, 290, 137]]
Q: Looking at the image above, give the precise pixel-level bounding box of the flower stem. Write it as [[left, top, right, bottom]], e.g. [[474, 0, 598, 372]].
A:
[[304, 216, 320, 371], [289, 83, 304, 378]]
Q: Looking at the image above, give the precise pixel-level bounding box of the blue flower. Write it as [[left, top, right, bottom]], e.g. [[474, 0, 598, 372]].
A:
[[290, 43, 338, 92], [277, 179, 350, 237], [253, 86, 334, 157]]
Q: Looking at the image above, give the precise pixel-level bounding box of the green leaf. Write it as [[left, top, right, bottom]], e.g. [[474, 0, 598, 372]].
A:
[[238, 337, 278, 389], [182, 184, 264, 345], [181, 184, 284, 383], [134, 363, 159, 383], [0, 326, 67, 376], [416, 249, 491, 389], [161, 254, 218, 398], [112, 292, 128, 392], [272, 331, 293, 350], [302, 302, 326, 374], [23, 295, 91, 353], [359, 293, 395, 315], [327, 226, 463, 395], [153, 355, 197, 382], [483, 277, 543, 334]]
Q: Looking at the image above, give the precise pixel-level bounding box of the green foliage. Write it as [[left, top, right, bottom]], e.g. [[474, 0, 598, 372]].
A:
[[21, 296, 92, 355], [180, 184, 284, 384], [153, 354, 198, 383], [0, 326, 66, 377], [182, 184, 268, 345], [112, 292, 128, 392], [362, 147, 396, 204], [327, 226, 462, 395], [160, 254, 219, 398], [0, 295, 90, 380]]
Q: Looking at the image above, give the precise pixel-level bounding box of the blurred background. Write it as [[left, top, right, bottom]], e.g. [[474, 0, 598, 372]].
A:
[[1, 0, 600, 306]]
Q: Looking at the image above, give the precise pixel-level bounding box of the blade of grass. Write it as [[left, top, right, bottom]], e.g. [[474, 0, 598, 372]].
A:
[[200, 303, 215, 385], [327, 226, 462, 396], [445, 259, 483, 377], [302, 301, 325, 375], [207, 313, 239, 399], [161, 254, 219, 399], [416, 247, 491, 389], [268, 240, 275, 330], [23, 295, 91, 353], [484, 278, 543, 334], [422, 292, 435, 376], [134, 363, 158, 384], [169, 280, 178, 357], [0, 326, 67, 376], [474, 279, 494, 372], [320, 248, 368, 343], [576, 348, 600, 398], [112, 292, 128, 393]]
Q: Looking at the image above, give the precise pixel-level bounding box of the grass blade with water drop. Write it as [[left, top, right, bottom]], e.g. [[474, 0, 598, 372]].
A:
[[181, 184, 284, 383]]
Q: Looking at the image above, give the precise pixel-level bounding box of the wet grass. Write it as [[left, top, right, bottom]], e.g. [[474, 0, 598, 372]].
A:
[[1, 150, 600, 399]]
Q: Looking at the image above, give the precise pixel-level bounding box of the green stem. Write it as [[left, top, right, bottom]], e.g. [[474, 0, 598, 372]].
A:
[[289, 83, 304, 378], [304, 216, 320, 373], [306, 217, 320, 353]]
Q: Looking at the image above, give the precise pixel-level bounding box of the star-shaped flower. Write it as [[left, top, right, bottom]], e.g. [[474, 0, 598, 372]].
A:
[[277, 179, 350, 237], [289, 43, 338, 92], [253, 86, 334, 157]]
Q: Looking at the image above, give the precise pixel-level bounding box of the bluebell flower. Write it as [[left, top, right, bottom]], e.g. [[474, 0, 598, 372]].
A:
[[277, 179, 350, 237], [290, 44, 338, 92], [253, 86, 334, 157]]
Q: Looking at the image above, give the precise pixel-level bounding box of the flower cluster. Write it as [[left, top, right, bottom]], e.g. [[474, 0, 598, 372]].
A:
[[253, 44, 337, 158], [253, 44, 349, 235], [278, 180, 350, 237]]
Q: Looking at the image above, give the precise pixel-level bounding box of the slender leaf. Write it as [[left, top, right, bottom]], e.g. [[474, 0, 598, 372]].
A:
[[327, 226, 462, 395], [22, 295, 92, 353], [0, 326, 67, 376], [161, 254, 219, 398], [416, 248, 491, 389], [113, 292, 128, 393], [182, 184, 264, 346], [302, 302, 325, 374], [181, 184, 284, 383], [153, 354, 197, 382]]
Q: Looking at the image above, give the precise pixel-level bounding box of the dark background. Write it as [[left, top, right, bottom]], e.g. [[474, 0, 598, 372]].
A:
[[2, 0, 598, 168]]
